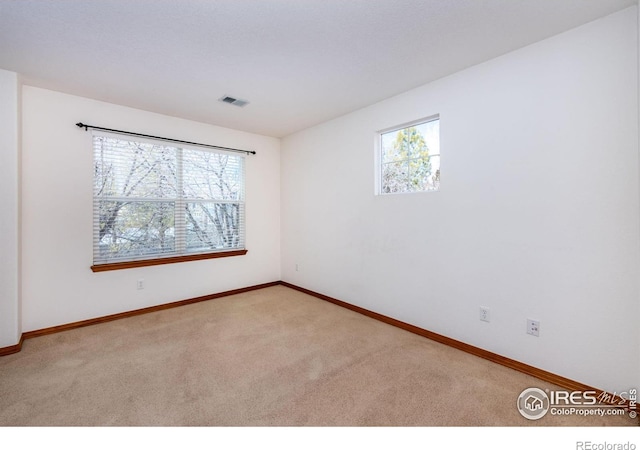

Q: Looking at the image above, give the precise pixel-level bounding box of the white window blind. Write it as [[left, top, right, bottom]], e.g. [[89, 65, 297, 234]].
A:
[[92, 132, 245, 265]]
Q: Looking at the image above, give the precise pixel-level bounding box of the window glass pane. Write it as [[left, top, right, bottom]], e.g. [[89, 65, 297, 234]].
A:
[[185, 202, 243, 251], [94, 137, 177, 199], [380, 118, 440, 194], [427, 154, 440, 191], [96, 201, 175, 261], [182, 150, 243, 201], [406, 154, 440, 192], [382, 161, 409, 193], [381, 133, 404, 163]]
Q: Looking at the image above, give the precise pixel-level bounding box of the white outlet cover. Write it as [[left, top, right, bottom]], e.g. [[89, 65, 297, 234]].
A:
[[527, 319, 540, 336]]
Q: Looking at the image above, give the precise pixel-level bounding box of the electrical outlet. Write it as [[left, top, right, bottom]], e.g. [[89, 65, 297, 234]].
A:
[[479, 307, 490, 322], [527, 319, 540, 337], [137, 279, 144, 290]]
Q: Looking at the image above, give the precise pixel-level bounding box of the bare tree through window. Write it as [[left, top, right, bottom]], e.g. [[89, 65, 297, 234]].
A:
[[93, 136, 244, 264]]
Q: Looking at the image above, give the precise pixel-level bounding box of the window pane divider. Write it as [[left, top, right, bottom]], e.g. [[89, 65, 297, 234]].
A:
[[175, 148, 186, 254]]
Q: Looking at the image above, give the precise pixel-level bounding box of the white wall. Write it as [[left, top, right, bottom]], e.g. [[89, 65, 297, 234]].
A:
[[0, 70, 21, 348], [21, 87, 280, 332], [281, 7, 639, 393]]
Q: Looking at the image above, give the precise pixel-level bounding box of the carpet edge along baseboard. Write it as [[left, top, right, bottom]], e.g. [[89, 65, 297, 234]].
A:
[[1, 279, 635, 420], [1, 281, 280, 352], [0, 335, 24, 356], [278, 281, 636, 417]]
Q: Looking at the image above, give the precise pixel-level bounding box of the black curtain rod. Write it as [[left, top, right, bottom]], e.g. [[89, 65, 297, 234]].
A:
[[76, 122, 256, 155]]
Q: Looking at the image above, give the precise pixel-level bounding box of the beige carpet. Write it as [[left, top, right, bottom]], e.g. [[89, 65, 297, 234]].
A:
[[0, 285, 635, 426]]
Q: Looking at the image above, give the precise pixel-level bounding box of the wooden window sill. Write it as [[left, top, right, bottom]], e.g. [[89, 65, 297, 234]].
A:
[[91, 249, 248, 272]]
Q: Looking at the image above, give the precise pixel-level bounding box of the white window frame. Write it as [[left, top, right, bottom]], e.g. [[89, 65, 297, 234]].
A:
[[91, 131, 247, 271], [375, 115, 440, 195]]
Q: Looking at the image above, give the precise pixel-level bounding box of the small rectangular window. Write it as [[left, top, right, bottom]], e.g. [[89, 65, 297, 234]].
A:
[[92, 133, 245, 268], [378, 116, 440, 194]]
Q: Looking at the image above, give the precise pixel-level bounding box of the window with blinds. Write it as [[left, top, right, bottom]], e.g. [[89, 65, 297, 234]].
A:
[[92, 132, 245, 267]]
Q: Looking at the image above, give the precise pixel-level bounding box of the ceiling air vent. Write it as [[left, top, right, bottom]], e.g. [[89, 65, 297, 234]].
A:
[[219, 95, 249, 107]]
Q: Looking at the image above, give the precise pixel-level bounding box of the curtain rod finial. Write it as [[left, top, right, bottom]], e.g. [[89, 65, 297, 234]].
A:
[[76, 122, 87, 130]]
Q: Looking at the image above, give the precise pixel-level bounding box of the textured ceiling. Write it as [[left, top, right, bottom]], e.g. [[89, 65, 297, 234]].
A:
[[0, 0, 635, 137]]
